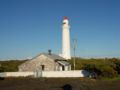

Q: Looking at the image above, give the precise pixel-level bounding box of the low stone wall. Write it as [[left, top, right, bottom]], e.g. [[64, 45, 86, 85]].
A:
[[0, 70, 90, 78]]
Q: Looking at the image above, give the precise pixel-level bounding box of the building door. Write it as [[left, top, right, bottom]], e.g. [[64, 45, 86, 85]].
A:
[[41, 65, 45, 71], [62, 65, 65, 71]]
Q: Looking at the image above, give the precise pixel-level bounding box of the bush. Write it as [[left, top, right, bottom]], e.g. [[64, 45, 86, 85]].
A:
[[69, 58, 119, 78], [0, 60, 27, 72], [110, 58, 120, 74], [100, 65, 117, 77], [84, 64, 101, 76], [0, 66, 5, 72]]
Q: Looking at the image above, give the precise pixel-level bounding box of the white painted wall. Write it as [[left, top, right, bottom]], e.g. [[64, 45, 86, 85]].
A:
[[0, 72, 34, 77], [62, 18, 71, 59], [42, 70, 90, 77], [0, 70, 90, 78]]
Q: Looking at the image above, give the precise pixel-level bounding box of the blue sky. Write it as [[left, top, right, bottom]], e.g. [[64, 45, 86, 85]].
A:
[[0, 0, 120, 60]]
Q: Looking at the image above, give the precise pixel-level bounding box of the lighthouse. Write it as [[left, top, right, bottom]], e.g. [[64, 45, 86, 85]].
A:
[[62, 16, 71, 59]]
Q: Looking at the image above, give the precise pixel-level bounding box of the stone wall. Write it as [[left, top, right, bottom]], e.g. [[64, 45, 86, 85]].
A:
[[19, 55, 56, 71]]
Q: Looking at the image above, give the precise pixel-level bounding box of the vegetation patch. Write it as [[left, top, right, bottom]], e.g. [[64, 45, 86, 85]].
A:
[[69, 58, 120, 78]]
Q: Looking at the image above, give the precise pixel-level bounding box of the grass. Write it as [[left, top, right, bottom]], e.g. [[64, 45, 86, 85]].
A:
[[100, 75, 120, 81]]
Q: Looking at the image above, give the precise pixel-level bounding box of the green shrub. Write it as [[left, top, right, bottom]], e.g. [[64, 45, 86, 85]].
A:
[[100, 65, 117, 77], [69, 58, 119, 78], [110, 58, 120, 74], [0, 60, 27, 72]]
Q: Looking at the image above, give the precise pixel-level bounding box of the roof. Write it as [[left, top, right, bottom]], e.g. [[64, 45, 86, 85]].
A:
[[33, 53, 66, 60], [57, 61, 70, 66]]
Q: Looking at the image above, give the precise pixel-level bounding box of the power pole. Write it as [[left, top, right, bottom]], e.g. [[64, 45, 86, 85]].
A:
[[72, 39, 77, 70]]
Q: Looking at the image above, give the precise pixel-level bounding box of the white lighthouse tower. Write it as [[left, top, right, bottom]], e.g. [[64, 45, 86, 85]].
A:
[[62, 16, 71, 59]]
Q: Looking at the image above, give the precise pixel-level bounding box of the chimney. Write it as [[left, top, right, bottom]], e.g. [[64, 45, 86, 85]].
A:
[[48, 49, 52, 55]]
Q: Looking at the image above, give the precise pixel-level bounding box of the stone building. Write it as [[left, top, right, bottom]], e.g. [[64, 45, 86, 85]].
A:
[[18, 52, 71, 72]]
